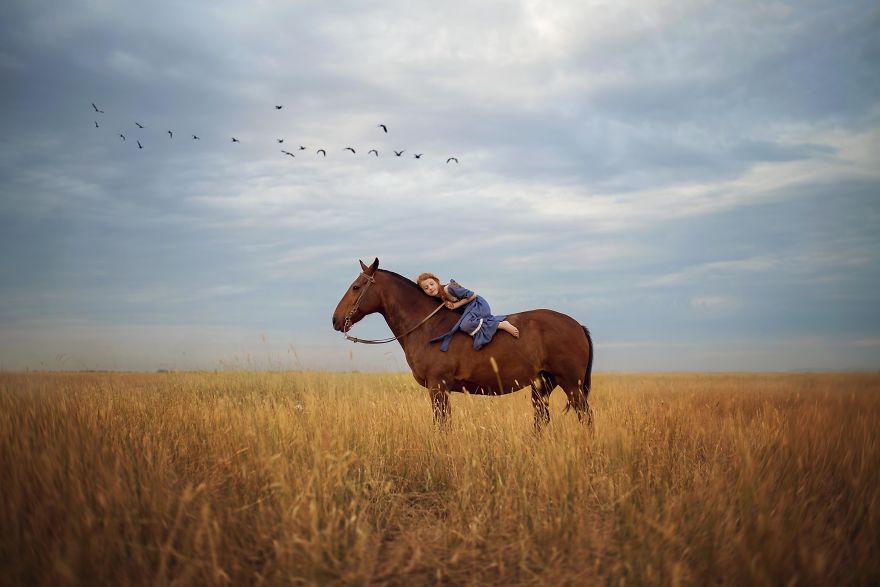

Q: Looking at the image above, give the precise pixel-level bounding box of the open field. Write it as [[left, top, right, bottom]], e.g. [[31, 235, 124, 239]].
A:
[[1, 371, 879, 586]]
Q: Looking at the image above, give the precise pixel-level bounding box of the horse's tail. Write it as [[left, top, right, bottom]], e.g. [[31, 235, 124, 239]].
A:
[[582, 325, 594, 398]]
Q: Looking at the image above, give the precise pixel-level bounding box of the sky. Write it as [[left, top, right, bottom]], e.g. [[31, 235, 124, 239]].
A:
[[1, 0, 878, 372]]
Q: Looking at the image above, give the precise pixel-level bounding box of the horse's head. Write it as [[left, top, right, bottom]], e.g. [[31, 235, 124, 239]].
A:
[[332, 258, 382, 332]]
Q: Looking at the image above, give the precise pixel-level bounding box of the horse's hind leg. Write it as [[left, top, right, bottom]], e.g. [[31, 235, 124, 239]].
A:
[[530, 372, 555, 433], [559, 374, 593, 429]]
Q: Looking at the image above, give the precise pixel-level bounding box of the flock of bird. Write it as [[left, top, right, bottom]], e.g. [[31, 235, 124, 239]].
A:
[[90, 102, 461, 164]]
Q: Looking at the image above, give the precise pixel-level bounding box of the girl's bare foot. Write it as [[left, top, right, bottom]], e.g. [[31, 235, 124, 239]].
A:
[[500, 320, 519, 338]]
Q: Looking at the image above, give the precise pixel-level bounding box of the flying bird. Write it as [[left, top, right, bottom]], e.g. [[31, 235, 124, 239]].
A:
[[192, 135, 200, 140], [394, 150, 405, 157], [91, 102, 104, 114], [277, 138, 284, 143], [119, 134, 126, 141], [94, 121, 99, 128], [316, 149, 326, 156], [298, 146, 307, 150], [446, 157, 459, 164], [135, 122, 144, 129], [231, 137, 240, 143], [275, 105, 283, 110], [414, 153, 423, 159], [281, 150, 295, 157], [137, 140, 143, 149], [344, 147, 356, 154], [368, 149, 379, 156], [378, 124, 387, 133], [167, 130, 173, 139]]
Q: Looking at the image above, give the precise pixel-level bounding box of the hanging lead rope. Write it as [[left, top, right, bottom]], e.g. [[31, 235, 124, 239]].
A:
[[342, 272, 446, 344]]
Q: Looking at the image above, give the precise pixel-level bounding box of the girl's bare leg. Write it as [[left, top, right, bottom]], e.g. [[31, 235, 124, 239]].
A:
[[499, 320, 519, 338]]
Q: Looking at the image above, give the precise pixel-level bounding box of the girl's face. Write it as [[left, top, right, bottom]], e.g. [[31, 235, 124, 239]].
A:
[[420, 278, 441, 297]]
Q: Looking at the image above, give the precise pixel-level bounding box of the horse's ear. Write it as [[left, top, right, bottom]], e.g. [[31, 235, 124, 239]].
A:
[[359, 258, 379, 275]]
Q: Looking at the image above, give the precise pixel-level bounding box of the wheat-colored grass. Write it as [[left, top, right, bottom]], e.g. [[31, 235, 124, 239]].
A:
[[1, 371, 878, 586]]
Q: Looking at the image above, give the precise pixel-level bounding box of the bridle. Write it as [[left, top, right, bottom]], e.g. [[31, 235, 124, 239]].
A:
[[342, 272, 446, 344]]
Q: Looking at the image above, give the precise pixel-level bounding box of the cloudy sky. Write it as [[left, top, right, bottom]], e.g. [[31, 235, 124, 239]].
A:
[[1, 0, 878, 371]]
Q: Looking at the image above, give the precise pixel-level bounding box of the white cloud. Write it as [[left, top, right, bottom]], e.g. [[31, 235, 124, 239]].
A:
[[123, 284, 254, 305], [645, 256, 781, 287], [526, 125, 880, 232], [690, 295, 739, 310], [848, 338, 880, 348]]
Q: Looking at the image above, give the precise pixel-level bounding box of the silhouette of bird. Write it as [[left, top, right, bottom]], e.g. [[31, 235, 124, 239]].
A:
[[298, 146, 307, 150], [446, 157, 459, 164], [344, 147, 356, 154], [414, 153, 423, 159], [135, 122, 144, 129], [316, 149, 326, 156], [378, 124, 387, 133], [394, 150, 405, 157], [368, 149, 379, 156], [94, 121, 99, 128], [137, 140, 143, 149], [167, 130, 173, 139], [91, 102, 104, 114], [277, 138, 284, 143], [275, 105, 283, 110], [192, 135, 200, 140], [119, 134, 126, 141], [231, 137, 240, 143], [281, 150, 295, 157]]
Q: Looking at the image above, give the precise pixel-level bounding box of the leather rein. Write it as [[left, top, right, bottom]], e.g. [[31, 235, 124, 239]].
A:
[[343, 272, 446, 344]]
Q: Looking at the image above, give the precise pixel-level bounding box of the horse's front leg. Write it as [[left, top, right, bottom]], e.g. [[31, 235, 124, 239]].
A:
[[427, 382, 451, 426]]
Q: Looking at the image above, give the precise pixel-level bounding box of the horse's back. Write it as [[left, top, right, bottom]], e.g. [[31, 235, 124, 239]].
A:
[[507, 308, 591, 369], [509, 308, 587, 341]]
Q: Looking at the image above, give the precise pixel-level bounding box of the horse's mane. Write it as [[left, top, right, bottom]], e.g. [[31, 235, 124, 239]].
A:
[[377, 269, 424, 295], [377, 269, 463, 314]]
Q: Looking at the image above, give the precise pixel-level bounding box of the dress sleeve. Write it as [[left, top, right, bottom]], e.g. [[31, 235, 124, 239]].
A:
[[447, 280, 474, 300]]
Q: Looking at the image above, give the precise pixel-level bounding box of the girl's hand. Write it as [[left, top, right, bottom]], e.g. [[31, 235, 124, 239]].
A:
[[445, 301, 457, 309]]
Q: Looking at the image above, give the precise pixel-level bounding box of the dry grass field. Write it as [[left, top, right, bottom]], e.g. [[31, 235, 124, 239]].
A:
[[1, 371, 879, 586]]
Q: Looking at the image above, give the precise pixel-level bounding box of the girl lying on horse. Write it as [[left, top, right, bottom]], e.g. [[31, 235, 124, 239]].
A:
[[416, 272, 519, 351]]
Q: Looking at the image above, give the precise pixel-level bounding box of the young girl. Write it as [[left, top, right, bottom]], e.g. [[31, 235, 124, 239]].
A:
[[416, 272, 519, 352]]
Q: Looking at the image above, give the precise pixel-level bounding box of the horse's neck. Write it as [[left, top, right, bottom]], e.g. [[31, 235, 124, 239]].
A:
[[376, 274, 455, 348]]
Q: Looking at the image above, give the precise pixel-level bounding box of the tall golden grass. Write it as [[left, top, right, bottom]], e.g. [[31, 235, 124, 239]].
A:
[[1, 371, 878, 585]]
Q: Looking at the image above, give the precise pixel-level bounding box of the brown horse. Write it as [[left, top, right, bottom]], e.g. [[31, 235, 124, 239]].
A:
[[331, 258, 594, 430]]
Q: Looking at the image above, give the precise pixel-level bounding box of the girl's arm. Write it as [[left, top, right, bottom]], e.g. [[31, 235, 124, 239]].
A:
[[447, 294, 476, 309], [445, 281, 476, 309], [458, 294, 477, 308]]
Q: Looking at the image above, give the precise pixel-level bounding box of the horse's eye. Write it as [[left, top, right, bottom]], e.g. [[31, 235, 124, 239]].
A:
[[352, 285, 360, 291]]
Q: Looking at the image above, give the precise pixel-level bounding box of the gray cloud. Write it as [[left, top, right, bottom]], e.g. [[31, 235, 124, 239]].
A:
[[1, 0, 878, 370]]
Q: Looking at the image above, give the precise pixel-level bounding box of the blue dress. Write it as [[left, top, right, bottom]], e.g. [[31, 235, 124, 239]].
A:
[[429, 280, 507, 352]]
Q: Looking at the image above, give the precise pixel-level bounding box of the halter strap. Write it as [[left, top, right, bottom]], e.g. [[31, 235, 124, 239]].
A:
[[342, 272, 445, 344]]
